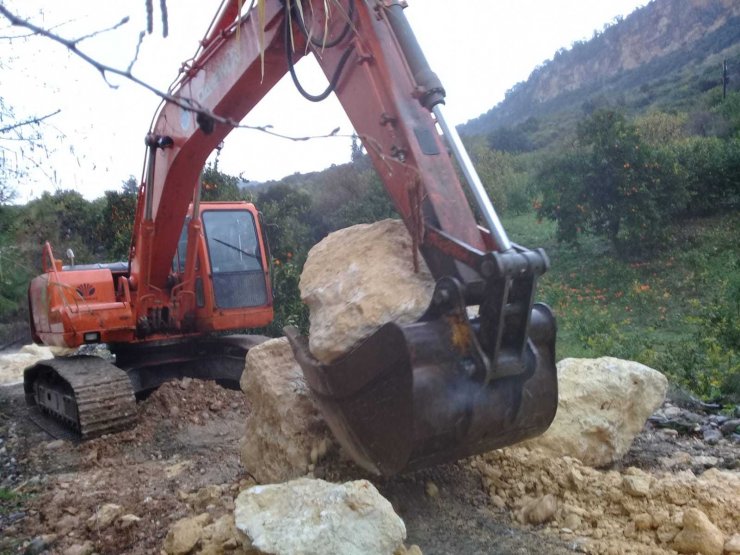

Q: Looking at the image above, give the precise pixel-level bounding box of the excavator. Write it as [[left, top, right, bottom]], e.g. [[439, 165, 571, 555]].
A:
[[25, 0, 558, 476]]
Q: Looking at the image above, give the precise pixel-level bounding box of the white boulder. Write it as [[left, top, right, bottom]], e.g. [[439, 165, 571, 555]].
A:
[[300, 219, 434, 364], [240, 338, 336, 484], [234, 478, 406, 555], [525, 357, 667, 467]]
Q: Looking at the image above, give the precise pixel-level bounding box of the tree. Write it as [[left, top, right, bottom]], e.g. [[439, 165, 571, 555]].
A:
[[537, 110, 688, 256], [101, 176, 138, 260], [201, 164, 242, 201]]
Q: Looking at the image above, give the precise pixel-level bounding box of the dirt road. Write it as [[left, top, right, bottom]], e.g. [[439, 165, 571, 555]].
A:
[[2, 377, 738, 555], [0, 379, 572, 555]]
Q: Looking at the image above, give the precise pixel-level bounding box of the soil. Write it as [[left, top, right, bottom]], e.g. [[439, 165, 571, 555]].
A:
[[1, 378, 738, 555]]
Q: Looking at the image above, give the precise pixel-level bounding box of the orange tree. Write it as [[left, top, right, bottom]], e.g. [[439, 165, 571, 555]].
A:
[[537, 110, 687, 257]]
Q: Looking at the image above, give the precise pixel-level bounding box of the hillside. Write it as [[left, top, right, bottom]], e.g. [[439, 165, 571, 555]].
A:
[[463, 0, 740, 136]]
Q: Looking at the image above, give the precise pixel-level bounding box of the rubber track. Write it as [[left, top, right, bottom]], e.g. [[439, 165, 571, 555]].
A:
[[30, 356, 137, 439]]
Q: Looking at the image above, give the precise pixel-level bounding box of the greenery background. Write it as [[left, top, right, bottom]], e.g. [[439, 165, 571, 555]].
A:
[[0, 2, 738, 402]]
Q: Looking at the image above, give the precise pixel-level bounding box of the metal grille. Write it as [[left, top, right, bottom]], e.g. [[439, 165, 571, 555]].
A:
[[212, 271, 267, 308]]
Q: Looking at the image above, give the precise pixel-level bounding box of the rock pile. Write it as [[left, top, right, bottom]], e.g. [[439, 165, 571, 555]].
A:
[[525, 357, 668, 467], [300, 219, 433, 364], [473, 446, 740, 555], [650, 400, 740, 447]]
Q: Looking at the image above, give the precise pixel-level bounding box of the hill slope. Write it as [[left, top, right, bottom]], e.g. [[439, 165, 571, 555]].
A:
[[463, 0, 740, 136]]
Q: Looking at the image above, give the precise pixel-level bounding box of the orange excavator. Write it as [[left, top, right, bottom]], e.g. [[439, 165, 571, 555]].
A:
[[25, 0, 557, 476]]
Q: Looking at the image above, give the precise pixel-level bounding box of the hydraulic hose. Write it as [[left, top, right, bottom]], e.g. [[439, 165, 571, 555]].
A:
[[284, 0, 355, 102]]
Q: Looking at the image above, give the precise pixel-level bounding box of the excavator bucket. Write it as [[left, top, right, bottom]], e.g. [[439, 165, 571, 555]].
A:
[[285, 248, 558, 476]]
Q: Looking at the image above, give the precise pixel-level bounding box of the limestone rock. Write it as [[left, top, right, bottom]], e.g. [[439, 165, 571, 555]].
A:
[[62, 542, 94, 555], [622, 473, 651, 498], [86, 502, 123, 530], [300, 219, 434, 364], [240, 338, 336, 484], [199, 514, 251, 554], [519, 494, 558, 525], [164, 513, 211, 555], [0, 345, 54, 385], [117, 514, 142, 530], [725, 534, 740, 554], [671, 508, 725, 555], [234, 478, 406, 555], [525, 357, 668, 466]]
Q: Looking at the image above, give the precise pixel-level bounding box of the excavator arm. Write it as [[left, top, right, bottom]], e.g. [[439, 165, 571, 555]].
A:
[[133, 0, 557, 475]]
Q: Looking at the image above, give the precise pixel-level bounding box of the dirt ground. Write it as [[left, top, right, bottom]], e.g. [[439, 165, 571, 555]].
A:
[[0, 378, 738, 555]]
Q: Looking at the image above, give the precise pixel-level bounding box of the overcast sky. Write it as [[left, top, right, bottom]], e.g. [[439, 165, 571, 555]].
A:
[[1, 0, 647, 202]]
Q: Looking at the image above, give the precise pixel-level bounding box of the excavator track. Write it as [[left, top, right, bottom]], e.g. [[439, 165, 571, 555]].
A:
[[24, 356, 137, 439]]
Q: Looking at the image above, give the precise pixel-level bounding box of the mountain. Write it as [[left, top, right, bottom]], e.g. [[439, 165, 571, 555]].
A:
[[461, 0, 740, 137]]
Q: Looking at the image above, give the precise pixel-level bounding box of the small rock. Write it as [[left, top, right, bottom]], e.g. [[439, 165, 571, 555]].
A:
[[622, 474, 651, 497], [633, 513, 652, 531], [55, 513, 80, 535], [671, 508, 725, 555], [164, 513, 210, 555], [191, 485, 223, 512], [491, 495, 506, 509], [657, 523, 680, 544], [179, 377, 192, 390], [660, 451, 692, 469], [702, 428, 723, 445], [425, 482, 439, 498], [563, 513, 582, 531], [118, 514, 142, 529], [520, 494, 558, 525], [86, 503, 124, 530], [24, 534, 56, 555], [724, 533, 740, 554], [62, 541, 94, 555], [691, 455, 719, 468], [45, 439, 66, 450], [720, 419, 740, 436]]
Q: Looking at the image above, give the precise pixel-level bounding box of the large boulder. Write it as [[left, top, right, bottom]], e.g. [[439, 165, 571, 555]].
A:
[[525, 357, 668, 466], [239, 338, 336, 484], [0, 344, 55, 385], [0, 344, 78, 385], [300, 219, 434, 364], [234, 478, 407, 555]]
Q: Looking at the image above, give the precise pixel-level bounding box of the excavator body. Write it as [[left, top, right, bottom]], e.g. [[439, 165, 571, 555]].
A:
[[25, 0, 557, 473]]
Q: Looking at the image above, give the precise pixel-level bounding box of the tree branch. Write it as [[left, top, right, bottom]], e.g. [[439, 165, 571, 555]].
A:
[[0, 5, 352, 144], [0, 110, 61, 134]]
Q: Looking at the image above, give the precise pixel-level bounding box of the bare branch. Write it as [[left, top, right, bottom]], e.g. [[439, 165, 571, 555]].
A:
[[0, 4, 352, 144], [73, 16, 130, 45], [0, 110, 61, 134], [127, 31, 146, 73]]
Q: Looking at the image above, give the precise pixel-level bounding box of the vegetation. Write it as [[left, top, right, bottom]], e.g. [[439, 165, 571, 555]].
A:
[[0, 1, 737, 402]]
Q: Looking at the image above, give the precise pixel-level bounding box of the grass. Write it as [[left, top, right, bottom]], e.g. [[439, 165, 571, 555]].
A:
[[504, 210, 740, 400]]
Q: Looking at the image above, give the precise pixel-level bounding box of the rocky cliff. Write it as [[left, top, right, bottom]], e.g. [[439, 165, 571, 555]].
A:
[[464, 0, 740, 135]]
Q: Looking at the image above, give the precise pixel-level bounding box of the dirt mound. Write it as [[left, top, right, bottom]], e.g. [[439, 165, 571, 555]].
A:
[[1, 379, 252, 555], [473, 446, 740, 554]]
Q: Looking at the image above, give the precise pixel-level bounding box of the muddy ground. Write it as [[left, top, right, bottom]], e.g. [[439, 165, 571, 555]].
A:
[[0, 378, 737, 555]]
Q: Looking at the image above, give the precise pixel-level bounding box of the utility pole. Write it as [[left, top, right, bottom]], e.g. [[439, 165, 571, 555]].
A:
[[723, 59, 729, 100]]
